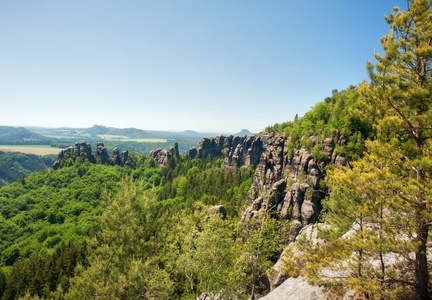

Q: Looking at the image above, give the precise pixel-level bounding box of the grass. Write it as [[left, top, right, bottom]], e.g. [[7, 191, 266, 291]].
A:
[[0, 145, 63, 155]]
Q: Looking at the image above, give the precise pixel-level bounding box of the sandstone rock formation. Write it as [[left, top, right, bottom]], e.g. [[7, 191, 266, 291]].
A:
[[190, 134, 264, 168], [185, 132, 348, 236], [209, 205, 227, 220], [241, 131, 348, 237], [258, 277, 326, 300], [149, 142, 180, 167], [184, 131, 349, 298], [52, 141, 132, 169], [95, 142, 110, 164]]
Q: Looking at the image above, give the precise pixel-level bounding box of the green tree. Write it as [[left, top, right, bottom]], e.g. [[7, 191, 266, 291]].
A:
[[284, 2, 432, 299], [65, 178, 173, 299], [173, 207, 238, 299], [288, 155, 415, 299], [361, 1, 432, 298], [235, 212, 285, 300], [0, 267, 6, 298]]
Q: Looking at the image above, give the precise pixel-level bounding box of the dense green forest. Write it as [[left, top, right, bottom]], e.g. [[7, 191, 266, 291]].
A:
[[0, 154, 285, 299], [0, 152, 56, 188]]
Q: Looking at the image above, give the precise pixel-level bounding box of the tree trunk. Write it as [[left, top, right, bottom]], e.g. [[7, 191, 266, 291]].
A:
[[415, 220, 429, 300]]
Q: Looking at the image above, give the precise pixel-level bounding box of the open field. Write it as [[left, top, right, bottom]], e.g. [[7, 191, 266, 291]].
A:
[[0, 145, 62, 155]]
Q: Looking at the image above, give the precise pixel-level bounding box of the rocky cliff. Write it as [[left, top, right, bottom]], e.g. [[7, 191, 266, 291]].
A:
[[152, 132, 347, 234], [152, 131, 348, 298], [149, 142, 180, 167], [184, 132, 347, 233], [52, 141, 132, 169]]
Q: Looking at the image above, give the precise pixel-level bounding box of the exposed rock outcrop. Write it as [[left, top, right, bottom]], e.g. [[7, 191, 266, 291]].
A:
[[96, 142, 110, 164], [149, 142, 180, 167], [191, 134, 264, 168], [257, 223, 330, 299], [183, 131, 350, 298], [52, 141, 132, 169], [209, 205, 227, 220], [258, 277, 326, 300], [186, 132, 348, 235], [241, 131, 348, 238]]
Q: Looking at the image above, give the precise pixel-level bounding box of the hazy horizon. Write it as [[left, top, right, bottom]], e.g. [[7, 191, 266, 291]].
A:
[[0, 123, 253, 135], [1, 1, 406, 133]]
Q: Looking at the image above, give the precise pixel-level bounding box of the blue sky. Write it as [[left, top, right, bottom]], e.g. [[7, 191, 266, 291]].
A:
[[0, 0, 406, 133]]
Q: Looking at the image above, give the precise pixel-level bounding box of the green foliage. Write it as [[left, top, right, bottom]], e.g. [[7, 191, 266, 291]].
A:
[[0, 150, 269, 299], [165, 206, 287, 299], [234, 212, 287, 299], [362, 2, 432, 298], [0, 152, 55, 188], [0, 156, 161, 267], [287, 2, 432, 299], [157, 157, 255, 217], [2, 242, 86, 300], [171, 207, 238, 299], [266, 86, 374, 161], [0, 268, 5, 299], [66, 178, 173, 299]]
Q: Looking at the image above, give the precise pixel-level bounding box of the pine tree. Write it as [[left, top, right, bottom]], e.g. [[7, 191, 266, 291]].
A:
[[0, 267, 6, 298], [65, 178, 173, 299], [361, 1, 432, 298], [284, 2, 432, 298]]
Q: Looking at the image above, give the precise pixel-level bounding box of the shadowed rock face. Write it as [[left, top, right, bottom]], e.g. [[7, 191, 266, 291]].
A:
[[52, 141, 132, 169]]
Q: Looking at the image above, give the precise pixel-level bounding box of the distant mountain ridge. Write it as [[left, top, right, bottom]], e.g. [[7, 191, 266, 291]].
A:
[[0, 126, 51, 144], [85, 124, 149, 138]]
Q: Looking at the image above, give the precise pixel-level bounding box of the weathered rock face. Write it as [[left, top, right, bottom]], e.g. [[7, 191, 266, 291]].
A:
[[52, 141, 95, 169], [52, 141, 132, 169], [184, 131, 351, 298], [155, 131, 347, 237], [242, 131, 349, 237], [259, 224, 330, 300], [192, 134, 264, 168], [189, 131, 348, 237], [96, 142, 110, 164], [209, 205, 227, 220], [149, 142, 180, 167]]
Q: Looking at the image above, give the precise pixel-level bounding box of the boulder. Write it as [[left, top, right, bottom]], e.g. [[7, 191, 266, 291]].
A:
[[209, 205, 227, 220]]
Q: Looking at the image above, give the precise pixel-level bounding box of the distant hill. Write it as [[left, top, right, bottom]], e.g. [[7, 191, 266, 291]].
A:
[[84, 125, 149, 138], [182, 130, 201, 137], [0, 127, 51, 144], [234, 129, 254, 136], [0, 151, 55, 187], [0, 126, 17, 136]]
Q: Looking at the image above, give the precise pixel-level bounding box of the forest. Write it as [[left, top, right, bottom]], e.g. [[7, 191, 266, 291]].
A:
[[1, 1, 432, 299]]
